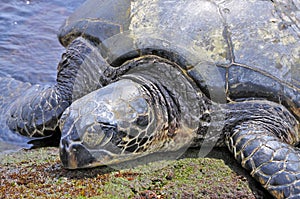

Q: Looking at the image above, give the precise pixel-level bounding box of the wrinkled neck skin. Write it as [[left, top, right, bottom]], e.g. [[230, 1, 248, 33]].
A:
[[120, 56, 205, 151], [59, 56, 210, 168], [193, 99, 299, 150]]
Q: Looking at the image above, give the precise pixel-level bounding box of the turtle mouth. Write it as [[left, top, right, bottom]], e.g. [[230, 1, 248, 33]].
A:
[[60, 139, 94, 169], [59, 133, 145, 169], [59, 135, 115, 169]]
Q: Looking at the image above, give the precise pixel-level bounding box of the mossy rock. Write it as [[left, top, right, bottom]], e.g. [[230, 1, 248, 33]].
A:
[[0, 147, 270, 198]]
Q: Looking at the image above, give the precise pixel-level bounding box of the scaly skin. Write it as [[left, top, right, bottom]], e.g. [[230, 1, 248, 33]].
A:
[[223, 101, 300, 199], [228, 123, 300, 199]]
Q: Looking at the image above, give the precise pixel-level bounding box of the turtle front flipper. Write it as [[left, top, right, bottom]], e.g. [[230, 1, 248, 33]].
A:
[[6, 37, 115, 144], [224, 101, 300, 199]]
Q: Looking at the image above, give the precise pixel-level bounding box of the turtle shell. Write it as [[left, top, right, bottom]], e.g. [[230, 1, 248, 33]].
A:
[[58, 0, 300, 119]]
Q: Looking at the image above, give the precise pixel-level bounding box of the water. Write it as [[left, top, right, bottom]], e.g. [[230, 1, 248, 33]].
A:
[[0, 0, 85, 83], [0, 0, 86, 153]]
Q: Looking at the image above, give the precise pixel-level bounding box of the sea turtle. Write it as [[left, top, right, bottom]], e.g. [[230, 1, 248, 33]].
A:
[[2, 0, 300, 198]]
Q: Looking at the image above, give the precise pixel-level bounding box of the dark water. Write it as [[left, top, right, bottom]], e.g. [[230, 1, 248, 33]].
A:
[[0, 0, 85, 84], [0, 0, 86, 153]]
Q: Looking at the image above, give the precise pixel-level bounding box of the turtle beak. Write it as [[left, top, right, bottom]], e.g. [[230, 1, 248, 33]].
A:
[[60, 141, 95, 169], [59, 129, 97, 169], [59, 130, 115, 169]]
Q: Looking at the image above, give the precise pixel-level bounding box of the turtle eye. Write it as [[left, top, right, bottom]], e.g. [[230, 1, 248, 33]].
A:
[[135, 115, 149, 127]]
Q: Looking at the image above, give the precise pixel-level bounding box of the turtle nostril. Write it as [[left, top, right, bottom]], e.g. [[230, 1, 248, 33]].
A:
[[60, 136, 69, 149]]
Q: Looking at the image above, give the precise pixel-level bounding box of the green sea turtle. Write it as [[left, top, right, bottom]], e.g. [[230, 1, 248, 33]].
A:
[[2, 0, 300, 198]]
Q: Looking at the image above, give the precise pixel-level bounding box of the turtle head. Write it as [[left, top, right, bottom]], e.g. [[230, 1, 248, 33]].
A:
[[59, 79, 168, 169], [59, 57, 200, 169]]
